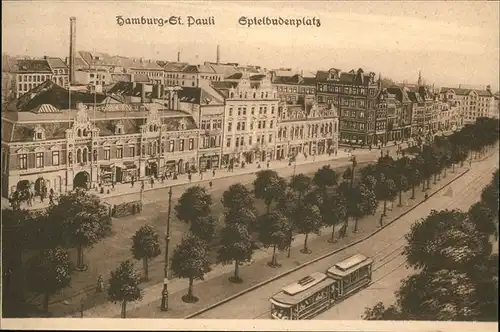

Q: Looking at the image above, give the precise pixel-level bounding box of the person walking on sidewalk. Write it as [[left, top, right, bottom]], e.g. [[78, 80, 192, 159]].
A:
[[200, 170, 204, 180], [209, 180, 213, 189], [150, 176, 154, 188], [266, 161, 270, 169], [131, 177, 135, 188], [141, 180, 145, 191], [188, 173, 192, 183], [212, 168, 216, 177], [161, 173, 165, 184]]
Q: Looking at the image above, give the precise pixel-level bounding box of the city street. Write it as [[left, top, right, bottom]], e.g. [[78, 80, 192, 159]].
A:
[[191, 152, 498, 320]]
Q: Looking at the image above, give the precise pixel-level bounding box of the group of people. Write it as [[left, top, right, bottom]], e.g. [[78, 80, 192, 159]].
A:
[[9, 181, 56, 210]]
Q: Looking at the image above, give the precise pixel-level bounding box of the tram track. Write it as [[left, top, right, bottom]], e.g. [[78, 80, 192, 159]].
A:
[[193, 156, 498, 320]]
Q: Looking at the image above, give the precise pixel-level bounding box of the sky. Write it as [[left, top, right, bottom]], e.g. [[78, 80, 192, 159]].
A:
[[2, 0, 499, 90]]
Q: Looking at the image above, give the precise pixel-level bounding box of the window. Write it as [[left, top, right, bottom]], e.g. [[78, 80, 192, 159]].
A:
[[18, 154, 27, 169], [228, 122, 232, 131], [235, 137, 239, 147], [116, 147, 123, 159], [179, 140, 185, 151], [35, 152, 44, 168], [258, 121, 262, 129], [189, 138, 194, 150], [52, 151, 59, 166], [226, 137, 231, 148], [241, 122, 246, 131], [129, 146, 135, 157], [249, 136, 252, 145], [268, 134, 272, 143], [263, 121, 266, 128], [237, 122, 241, 130], [270, 120, 273, 128], [104, 148, 111, 160], [169, 140, 175, 152]]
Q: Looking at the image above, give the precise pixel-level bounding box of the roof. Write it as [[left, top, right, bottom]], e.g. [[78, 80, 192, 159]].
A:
[[182, 64, 216, 74], [8, 80, 107, 112], [440, 87, 493, 97], [107, 81, 160, 98], [178, 86, 224, 105], [132, 73, 150, 83], [327, 254, 373, 278], [123, 58, 163, 70], [316, 68, 376, 86], [211, 81, 239, 96], [272, 74, 316, 86], [209, 64, 240, 78], [78, 51, 113, 67], [11, 59, 52, 73], [271, 272, 336, 306], [162, 62, 189, 72], [386, 87, 411, 103], [46, 57, 68, 69], [407, 91, 424, 103], [226, 72, 243, 79]]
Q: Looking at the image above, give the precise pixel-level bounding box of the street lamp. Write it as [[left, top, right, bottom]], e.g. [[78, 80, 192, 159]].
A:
[[160, 186, 173, 311]]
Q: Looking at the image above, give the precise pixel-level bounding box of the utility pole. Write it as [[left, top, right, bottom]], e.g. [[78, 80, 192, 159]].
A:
[[160, 186, 173, 311]]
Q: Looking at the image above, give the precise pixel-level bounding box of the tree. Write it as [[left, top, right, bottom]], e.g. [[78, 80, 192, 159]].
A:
[[468, 201, 497, 237], [217, 223, 253, 283], [224, 207, 257, 230], [107, 260, 142, 318], [481, 183, 499, 218], [257, 211, 291, 267], [395, 173, 409, 207], [363, 302, 403, 320], [26, 248, 72, 314], [403, 209, 491, 273], [407, 160, 421, 199], [171, 234, 211, 303], [322, 190, 348, 242], [47, 189, 112, 270], [253, 170, 287, 212], [376, 173, 397, 217], [175, 186, 215, 242], [312, 165, 338, 192], [131, 225, 161, 281], [221, 183, 256, 214], [342, 167, 353, 188], [295, 204, 322, 254], [289, 173, 312, 207], [175, 185, 212, 224]]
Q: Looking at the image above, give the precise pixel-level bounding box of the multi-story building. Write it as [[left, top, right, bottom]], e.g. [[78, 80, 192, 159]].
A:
[[386, 87, 413, 141], [121, 58, 164, 85], [6, 58, 70, 98], [272, 73, 316, 104], [75, 68, 111, 88], [177, 82, 226, 170], [438, 100, 461, 132], [375, 89, 409, 145], [163, 63, 222, 88], [275, 102, 339, 160], [1, 80, 199, 198], [46, 57, 69, 88], [407, 90, 426, 138], [316, 68, 381, 146], [212, 73, 280, 168], [492, 92, 500, 119], [440, 85, 495, 124]]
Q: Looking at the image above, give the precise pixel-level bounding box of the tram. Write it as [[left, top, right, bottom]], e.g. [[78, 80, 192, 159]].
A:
[[269, 253, 373, 320]]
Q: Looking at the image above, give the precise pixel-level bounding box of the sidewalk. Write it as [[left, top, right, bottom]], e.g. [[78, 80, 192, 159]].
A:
[[4, 150, 361, 211], [76, 165, 470, 318]]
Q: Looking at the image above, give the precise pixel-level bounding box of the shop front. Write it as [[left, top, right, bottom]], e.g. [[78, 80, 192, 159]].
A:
[[164, 160, 177, 177], [99, 164, 115, 185], [145, 160, 158, 178], [116, 161, 138, 183]]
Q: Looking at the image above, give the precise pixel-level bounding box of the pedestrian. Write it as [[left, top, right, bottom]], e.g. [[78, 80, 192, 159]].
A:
[[379, 215, 384, 227], [424, 193, 428, 201], [150, 177, 154, 188], [188, 173, 192, 183], [131, 177, 135, 188], [212, 169, 216, 177], [111, 182, 115, 191], [266, 161, 270, 169], [200, 171, 204, 180], [209, 181, 213, 189], [96, 275, 104, 293], [162, 173, 165, 183], [49, 189, 54, 205]]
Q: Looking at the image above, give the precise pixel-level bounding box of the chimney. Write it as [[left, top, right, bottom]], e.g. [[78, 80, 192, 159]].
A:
[[69, 16, 77, 85], [486, 85, 491, 93], [216, 45, 220, 64], [177, 51, 180, 62], [141, 83, 146, 103]]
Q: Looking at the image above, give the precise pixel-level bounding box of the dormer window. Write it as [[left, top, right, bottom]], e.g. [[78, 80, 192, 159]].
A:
[[33, 125, 45, 141], [115, 123, 124, 135]]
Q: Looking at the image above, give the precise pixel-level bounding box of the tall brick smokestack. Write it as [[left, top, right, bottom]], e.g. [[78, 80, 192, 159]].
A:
[[177, 51, 180, 62], [216, 45, 220, 64], [69, 16, 76, 85]]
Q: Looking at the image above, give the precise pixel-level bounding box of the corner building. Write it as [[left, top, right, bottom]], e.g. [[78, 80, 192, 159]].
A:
[[1, 80, 199, 198]]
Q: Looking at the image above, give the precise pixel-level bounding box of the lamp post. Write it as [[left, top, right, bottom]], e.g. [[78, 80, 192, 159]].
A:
[[160, 186, 173, 311]]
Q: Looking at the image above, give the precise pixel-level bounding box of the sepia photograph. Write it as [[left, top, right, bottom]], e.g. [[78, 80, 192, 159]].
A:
[[1, 0, 499, 331]]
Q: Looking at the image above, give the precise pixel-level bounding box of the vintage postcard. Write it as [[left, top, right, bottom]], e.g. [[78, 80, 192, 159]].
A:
[[1, 0, 499, 331]]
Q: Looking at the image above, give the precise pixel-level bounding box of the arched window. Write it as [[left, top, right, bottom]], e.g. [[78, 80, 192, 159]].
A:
[[253, 92, 256, 98], [83, 129, 87, 136], [68, 152, 73, 164], [230, 92, 234, 98], [77, 129, 82, 137], [82, 147, 88, 163], [149, 125, 154, 132], [93, 150, 97, 162], [76, 149, 82, 163], [261, 92, 264, 98]]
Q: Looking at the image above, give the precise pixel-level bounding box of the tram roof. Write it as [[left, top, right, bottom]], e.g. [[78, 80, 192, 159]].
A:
[[271, 273, 336, 306], [327, 254, 373, 278]]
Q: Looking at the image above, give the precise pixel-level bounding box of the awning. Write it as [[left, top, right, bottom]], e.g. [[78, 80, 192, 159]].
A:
[[100, 163, 115, 169]]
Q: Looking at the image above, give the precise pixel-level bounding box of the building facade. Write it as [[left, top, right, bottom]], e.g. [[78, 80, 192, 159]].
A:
[[276, 102, 339, 160], [1, 80, 199, 199], [316, 68, 381, 146], [213, 74, 280, 168], [178, 84, 226, 170], [272, 74, 316, 104], [440, 85, 495, 124]]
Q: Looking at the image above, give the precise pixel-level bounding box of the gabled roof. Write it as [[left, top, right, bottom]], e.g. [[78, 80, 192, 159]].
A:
[[122, 58, 163, 70], [386, 87, 411, 103], [78, 51, 113, 66], [132, 73, 150, 83], [178, 86, 225, 105], [316, 68, 375, 86], [226, 72, 243, 79], [209, 64, 240, 78], [407, 91, 424, 103]]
